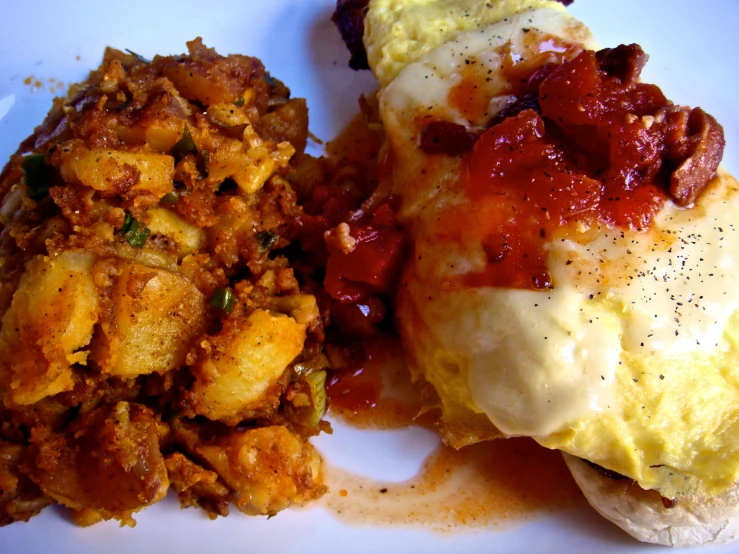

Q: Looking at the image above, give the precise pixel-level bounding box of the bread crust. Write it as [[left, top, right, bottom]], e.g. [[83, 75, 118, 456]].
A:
[[563, 453, 739, 546]]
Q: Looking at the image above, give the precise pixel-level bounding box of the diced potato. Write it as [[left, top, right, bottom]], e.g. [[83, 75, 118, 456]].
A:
[[269, 294, 320, 327], [90, 262, 206, 378], [56, 144, 174, 201], [109, 244, 178, 273], [26, 402, 169, 525], [0, 441, 53, 524], [138, 86, 190, 153], [204, 125, 294, 195], [254, 97, 309, 153], [205, 196, 259, 268], [159, 62, 235, 107], [189, 309, 306, 423], [205, 137, 248, 184], [233, 125, 295, 195], [193, 426, 324, 516], [0, 251, 99, 405], [206, 102, 250, 128], [147, 207, 206, 260], [144, 120, 185, 153]]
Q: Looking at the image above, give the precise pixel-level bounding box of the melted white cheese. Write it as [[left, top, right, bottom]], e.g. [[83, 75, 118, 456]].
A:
[[382, 7, 739, 439], [548, 181, 739, 357], [467, 173, 739, 437]]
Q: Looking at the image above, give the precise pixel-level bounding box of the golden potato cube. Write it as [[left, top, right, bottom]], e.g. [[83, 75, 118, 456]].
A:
[[27, 402, 169, 524], [205, 137, 249, 185], [90, 263, 206, 378], [206, 102, 250, 128], [57, 146, 174, 200], [194, 426, 324, 516], [147, 207, 206, 260], [0, 251, 99, 405], [268, 294, 320, 327], [190, 309, 305, 423]]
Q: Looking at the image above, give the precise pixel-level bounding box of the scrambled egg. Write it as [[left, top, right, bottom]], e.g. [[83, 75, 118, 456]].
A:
[[364, 0, 567, 87], [369, 0, 739, 500]]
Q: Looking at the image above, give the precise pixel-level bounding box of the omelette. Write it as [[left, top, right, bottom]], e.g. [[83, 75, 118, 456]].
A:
[[353, 0, 739, 540]]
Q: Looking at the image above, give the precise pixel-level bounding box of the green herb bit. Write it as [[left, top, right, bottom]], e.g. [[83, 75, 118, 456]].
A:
[[200, 149, 210, 177], [119, 212, 150, 248], [160, 191, 179, 205], [125, 49, 151, 64], [303, 370, 327, 428], [210, 287, 236, 313], [232, 96, 245, 107], [172, 125, 198, 160], [256, 230, 277, 251], [22, 154, 55, 200]]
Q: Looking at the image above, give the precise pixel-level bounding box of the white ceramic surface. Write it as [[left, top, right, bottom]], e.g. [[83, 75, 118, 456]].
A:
[[1, 1, 738, 552]]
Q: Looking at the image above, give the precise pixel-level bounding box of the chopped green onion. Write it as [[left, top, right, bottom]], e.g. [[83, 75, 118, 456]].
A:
[[232, 96, 245, 107], [119, 212, 150, 248], [120, 212, 133, 234], [210, 287, 235, 313], [200, 149, 210, 177], [125, 49, 150, 64], [256, 230, 277, 251], [303, 370, 327, 428], [172, 125, 197, 160], [22, 154, 55, 200], [160, 191, 179, 205]]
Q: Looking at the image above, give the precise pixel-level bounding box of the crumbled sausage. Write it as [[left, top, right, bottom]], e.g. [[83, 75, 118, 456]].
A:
[[596, 44, 647, 86], [664, 107, 726, 206], [420, 121, 477, 156]]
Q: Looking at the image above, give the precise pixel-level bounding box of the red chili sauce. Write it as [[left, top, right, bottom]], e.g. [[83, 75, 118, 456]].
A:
[[431, 44, 724, 291], [294, 111, 406, 340], [293, 112, 409, 422]]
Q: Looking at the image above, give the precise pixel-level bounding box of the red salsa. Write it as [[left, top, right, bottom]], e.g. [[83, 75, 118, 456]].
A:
[[430, 44, 725, 291]]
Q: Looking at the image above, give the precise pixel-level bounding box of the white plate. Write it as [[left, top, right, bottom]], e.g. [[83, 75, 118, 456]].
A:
[[1, 1, 737, 552]]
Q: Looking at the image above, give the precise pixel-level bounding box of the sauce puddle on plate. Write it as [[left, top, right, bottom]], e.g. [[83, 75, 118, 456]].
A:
[[323, 438, 583, 532], [322, 334, 583, 531]]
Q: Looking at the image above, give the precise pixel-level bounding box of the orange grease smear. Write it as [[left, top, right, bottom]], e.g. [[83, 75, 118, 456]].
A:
[[449, 66, 491, 123], [324, 438, 583, 531]]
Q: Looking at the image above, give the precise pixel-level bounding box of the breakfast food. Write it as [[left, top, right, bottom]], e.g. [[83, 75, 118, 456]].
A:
[[0, 40, 332, 526], [336, 0, 738, 546]]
